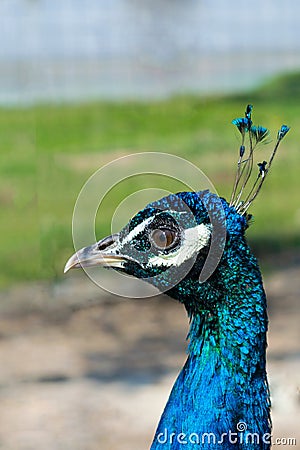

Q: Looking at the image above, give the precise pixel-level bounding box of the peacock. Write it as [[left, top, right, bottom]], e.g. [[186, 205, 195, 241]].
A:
[[64, 105, 289, 449]]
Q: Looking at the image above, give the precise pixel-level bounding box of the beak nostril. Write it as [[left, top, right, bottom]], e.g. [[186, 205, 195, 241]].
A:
[[97, 234, 119, 251]]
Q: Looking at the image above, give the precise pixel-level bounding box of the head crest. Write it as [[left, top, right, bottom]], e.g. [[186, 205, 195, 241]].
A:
[[229, 105, 289, 214]]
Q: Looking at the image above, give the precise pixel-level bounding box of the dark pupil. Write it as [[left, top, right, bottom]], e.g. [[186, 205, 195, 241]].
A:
[[151, 229, 175, 249]]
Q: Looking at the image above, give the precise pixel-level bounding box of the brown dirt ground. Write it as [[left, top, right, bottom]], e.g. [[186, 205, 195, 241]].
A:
[[0, 263, 299, 450]]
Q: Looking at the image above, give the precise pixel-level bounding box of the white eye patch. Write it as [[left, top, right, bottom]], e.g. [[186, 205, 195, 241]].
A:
[[121, 216, 155, 246], [147, 223, 211, 268]]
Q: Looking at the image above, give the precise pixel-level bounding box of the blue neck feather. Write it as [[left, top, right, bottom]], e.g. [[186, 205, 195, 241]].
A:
[[151, 200, 271, 449]]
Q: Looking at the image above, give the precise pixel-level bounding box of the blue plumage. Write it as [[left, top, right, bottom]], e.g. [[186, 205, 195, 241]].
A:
[[64, 106, 289, 449], [150, 196, 270, 449]]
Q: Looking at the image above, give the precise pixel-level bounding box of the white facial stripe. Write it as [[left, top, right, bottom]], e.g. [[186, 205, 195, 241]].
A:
[[121, 210, 187, 248], [121, 216, 155, 246], [147, 223, 211, 268], [165, 210, 187, 216]]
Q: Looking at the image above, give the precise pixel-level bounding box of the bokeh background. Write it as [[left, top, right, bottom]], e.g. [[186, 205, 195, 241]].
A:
[[0, 1, 299, 449]]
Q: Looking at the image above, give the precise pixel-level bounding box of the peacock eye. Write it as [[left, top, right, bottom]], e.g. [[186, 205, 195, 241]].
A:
[[149, 228, 177, 250]]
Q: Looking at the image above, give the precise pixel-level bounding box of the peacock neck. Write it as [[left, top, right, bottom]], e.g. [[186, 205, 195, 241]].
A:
[[151, 241, 271, 449]]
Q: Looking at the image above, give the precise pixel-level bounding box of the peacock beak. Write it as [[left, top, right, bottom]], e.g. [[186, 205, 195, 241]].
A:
[[64, 234, 127, 273]]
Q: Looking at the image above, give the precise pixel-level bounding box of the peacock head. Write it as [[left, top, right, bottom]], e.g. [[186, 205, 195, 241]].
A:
[[64, 105, 289, 310]]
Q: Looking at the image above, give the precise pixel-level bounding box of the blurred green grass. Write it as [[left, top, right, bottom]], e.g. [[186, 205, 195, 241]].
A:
[[0, 72, 299, 288]]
